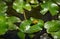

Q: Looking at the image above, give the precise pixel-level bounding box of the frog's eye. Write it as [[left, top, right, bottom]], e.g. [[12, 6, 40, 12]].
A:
[[32, 20, 38, 24], [30, 20, 38, 26]]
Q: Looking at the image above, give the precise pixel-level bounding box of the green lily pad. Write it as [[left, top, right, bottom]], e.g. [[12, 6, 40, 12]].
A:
[[7, 16, 20, 23], [6, 16, 20, 30], [30, 0, 39, 8], [0, 15, 8, 35], [0, 1, 7, 13], [50, 30, 60, 39], [7, 22, 18, 30], [40, 1, 59, 16], [48, 2, 59, 16], [18, 31, 25, 39], [26, 24, 42, 33], [20, 20, 31, 33], [44, 20, 60, 33], [40, 1, 49, 15], [24, 3, 31, 11], [19, 18, 44, 33], [53, 0, 60, 5], [13, 0, 31, 13]]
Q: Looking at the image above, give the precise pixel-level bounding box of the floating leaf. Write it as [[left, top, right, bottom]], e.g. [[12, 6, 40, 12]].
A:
[[30, 0, 39, 8], [6, 16, 20, 30], [26, 24, 42, 33], [19, 18, 44, 33], [40, 1, 48, 15], [0, 1, 7, 13], [7, 22, 18, 30], [48, 2, 59, 16], [44, 20, 60, 33], [19, 20, 31, 33], [7, 16, 20, 23], [18, 31, 25, 39], [24, 3, 31, 11], [13, 0, 31, 13], [40, 1, 59, 16], [0, 15, 8, 35], [53, 0, 60, 5]]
